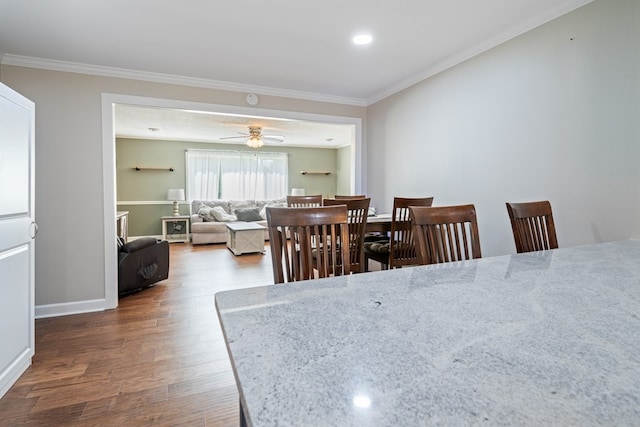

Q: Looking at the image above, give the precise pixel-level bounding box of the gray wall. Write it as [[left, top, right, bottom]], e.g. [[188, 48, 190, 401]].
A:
[[367, 0, 640, 257], [116, 137, 340, 236], [335, 145, 352, 196]]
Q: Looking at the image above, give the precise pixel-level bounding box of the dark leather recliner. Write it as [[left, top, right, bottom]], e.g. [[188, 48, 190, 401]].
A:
[[118, 237, 169, 296]]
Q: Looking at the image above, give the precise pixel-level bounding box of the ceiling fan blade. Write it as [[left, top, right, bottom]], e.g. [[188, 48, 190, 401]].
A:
[[263, 136, 285, 143], [219, 128, 284, 144], [219, 133, 249, 140]]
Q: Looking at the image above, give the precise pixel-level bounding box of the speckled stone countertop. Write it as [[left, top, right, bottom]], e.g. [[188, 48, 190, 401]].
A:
[[216, 241, 640, 426]]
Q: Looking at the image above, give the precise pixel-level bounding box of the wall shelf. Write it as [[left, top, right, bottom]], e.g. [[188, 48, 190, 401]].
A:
[[132, 166, 174, 172], [300, 171, 331, 175]]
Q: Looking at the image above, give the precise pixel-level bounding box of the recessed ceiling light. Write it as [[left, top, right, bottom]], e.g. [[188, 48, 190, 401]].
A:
[[352, 34, 373, 45]]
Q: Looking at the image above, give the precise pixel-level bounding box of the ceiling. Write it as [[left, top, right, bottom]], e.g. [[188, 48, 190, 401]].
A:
[[0, 0, 592, 147], [114, 104, 355, 149]]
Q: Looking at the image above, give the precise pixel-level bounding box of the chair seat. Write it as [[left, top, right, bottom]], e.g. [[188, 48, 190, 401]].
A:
[[363, 240, 390, 254], [364, 196, 434, 271], [364, 234, 389, 242]]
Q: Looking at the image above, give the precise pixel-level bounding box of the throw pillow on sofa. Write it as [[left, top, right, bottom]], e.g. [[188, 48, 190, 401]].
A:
[[260, 201, 287, 219], [199, 206, 236, 222], [235, 207, 263, 222], [198, 206, 216, 222], [211, 206, 237, 222]]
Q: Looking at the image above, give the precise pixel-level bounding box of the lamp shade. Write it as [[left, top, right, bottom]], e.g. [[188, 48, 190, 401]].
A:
[[246, 135, 264, 148], [291, 188, 305, 196], [167, 188, 185, 201]]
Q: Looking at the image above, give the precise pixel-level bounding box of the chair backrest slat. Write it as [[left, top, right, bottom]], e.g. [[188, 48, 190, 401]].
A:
[[266, 205, 350, 284], [334, 194, 366, 199], [506, 201, 558, 253], [389, 197, 434, 268], [286, 195, 322, 208], [410, 204, 482, 265], [323, 198, 371, 273]]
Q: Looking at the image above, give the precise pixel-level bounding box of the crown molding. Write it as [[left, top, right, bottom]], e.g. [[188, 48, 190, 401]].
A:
[[366, 0, 595, 105], [1, 54, 368, 107]]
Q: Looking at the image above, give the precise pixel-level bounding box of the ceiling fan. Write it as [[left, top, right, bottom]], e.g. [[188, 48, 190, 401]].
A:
[[220, 126, 285, 148]]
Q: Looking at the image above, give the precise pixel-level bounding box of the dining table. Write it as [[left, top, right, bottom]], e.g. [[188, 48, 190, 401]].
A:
[[364, 212, 392, 234], [215, 240, 640, 426]]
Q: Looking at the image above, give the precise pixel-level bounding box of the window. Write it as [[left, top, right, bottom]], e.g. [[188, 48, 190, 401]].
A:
[[186, 149, 288, 201]]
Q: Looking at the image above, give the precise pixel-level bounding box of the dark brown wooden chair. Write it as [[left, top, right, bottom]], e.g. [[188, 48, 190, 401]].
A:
[[323, 197, 370, 273], [286, 194, 322, 207], [363, 197, 434, 270], [506, 200, 558, 253], [266, 205, 350, 284], [409, 204, 482, 265], [334, 194, 366, 199]]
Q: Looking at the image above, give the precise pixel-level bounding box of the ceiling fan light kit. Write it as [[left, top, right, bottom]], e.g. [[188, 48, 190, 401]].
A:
[[246, 126, 264, 148], [220, 125, 285, 148]]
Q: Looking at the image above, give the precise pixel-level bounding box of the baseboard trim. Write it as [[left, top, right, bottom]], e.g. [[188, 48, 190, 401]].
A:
[[0, 350, 32, 399], [128, 235, 163, 241], [35, 299, 107, 319]]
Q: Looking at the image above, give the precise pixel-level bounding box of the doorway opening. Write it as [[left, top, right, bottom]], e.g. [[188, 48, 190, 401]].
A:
[[102, 93, 362, 309]]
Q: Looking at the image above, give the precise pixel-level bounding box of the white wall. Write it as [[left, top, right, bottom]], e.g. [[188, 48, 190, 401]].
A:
[[367, 0, 640, 256]]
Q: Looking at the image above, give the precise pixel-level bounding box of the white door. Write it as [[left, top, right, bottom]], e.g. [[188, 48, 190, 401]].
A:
[[0, 83, 35, 398]]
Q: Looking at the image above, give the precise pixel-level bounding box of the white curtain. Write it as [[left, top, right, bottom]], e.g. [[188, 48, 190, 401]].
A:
[[186, 149, 288, 201]]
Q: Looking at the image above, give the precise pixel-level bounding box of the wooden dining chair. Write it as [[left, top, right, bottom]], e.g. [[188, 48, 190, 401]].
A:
[[334, 194, 366, 199], [323, 197, 371, 273], [506, 200, 558, 253], [409, 204, 482, 265], [266, 205, 351, 284], [286, 194, 322, 207], [363, 197, 434, 270]]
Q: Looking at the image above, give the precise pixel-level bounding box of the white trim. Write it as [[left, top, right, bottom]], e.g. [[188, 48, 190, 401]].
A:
[[1, 54, 367, 107], [35, 299, 106, 319], [0, 351, 30, 399], [102, 96, 118, 310], [128, 235, 163, 241], [103, 94, 363, 305], [118, 200, 186, 206]]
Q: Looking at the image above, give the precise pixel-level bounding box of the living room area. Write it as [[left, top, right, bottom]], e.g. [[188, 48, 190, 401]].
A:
[[111, 100, 363, 298], [114, 102, 359, 245]]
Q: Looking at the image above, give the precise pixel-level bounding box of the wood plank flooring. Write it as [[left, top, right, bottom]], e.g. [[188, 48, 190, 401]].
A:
[[0, 243, 275, 427]]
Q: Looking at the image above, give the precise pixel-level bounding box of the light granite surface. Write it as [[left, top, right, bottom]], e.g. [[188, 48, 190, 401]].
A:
[[215, 241, 640, 426]]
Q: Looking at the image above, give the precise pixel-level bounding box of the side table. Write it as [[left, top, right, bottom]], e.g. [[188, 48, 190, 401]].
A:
[[161, 215, 190, 243], [226, 222, 266, 255]]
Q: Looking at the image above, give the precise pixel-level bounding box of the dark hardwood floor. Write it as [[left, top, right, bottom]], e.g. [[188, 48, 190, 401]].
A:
[[0, 242, 275, 427]]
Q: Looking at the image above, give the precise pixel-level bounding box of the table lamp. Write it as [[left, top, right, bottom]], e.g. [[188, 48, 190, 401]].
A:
[[167, 188, 185, 216]]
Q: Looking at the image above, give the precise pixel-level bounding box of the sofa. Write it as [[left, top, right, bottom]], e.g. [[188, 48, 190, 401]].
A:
[[118, 237, 170, 295], [190, 198, 287, 245]]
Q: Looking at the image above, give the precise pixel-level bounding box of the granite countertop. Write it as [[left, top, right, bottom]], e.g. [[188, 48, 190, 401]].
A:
[[216, 240, 640, 426]]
